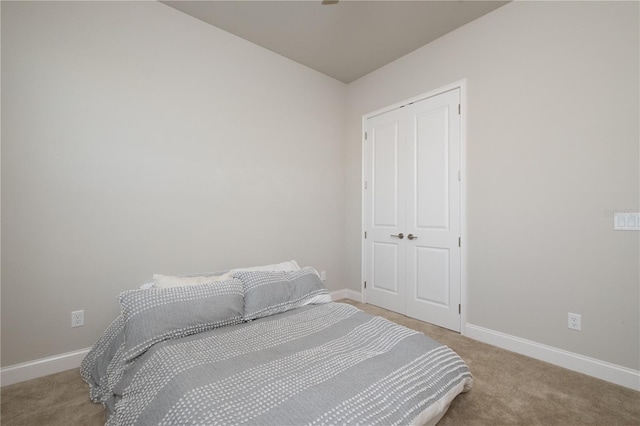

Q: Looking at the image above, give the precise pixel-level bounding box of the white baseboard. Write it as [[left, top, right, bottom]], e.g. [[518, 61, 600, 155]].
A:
[[330, 289, 363, 302], [465, 323, 640, 391], [1, 347, 90, 387]]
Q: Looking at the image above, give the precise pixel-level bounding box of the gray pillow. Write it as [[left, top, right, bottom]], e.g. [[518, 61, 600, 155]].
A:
[[234, 267, 331, 321], [119, 279, 244, 361]]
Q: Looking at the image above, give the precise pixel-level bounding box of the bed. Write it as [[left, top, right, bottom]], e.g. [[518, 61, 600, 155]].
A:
[[81, 266, 473, 426]]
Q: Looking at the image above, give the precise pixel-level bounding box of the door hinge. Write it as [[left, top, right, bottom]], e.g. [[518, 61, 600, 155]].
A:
[[364, 231, 367, 239], [365, 132, 368, 140], [364, 181, 368, 190], [364, 281, 367, 289], [458, 104, 461, 115], [458, 170, 461, 181], [458, 237, 461, 247], [458, 304, 461, 314]]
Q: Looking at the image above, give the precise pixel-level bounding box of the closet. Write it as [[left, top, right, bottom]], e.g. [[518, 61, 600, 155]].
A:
[[363, 87, 462, 332]]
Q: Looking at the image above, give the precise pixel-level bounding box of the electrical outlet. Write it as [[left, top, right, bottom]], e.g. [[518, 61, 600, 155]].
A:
[[320, 271, 326, 281], [568, 312, 581, 331], [71, 310, 85, 328]]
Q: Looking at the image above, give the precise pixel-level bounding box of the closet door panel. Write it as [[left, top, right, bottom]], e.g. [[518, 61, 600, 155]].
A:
[[415, 106, 450, 230], [406, 88, 461, 332], [414, 246, 450, 307], [372, 121, 400, 227], [364, 108, 406, 314]]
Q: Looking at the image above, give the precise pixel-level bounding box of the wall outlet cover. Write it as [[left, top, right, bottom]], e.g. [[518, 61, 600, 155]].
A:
[[568, 312, 581, 331], [71, 310, 85, 328]]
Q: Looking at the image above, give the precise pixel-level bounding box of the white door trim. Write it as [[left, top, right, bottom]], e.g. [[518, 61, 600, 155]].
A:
[[361, 79, 468, 332]]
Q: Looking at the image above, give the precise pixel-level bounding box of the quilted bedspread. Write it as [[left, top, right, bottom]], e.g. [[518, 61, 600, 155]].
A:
[[82, 302, 472, 425]]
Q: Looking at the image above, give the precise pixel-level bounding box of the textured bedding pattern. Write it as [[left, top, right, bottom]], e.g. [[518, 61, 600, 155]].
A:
[[83, 302, 472, 426]]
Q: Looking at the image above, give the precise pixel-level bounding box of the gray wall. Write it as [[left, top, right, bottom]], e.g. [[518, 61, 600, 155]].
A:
[[345, 1, 639, 369], [1, 1, 347, 366], [2, 0, 638, 374]]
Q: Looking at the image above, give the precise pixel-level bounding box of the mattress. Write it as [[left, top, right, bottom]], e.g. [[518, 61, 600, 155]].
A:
[[82, 301, 473, 425]]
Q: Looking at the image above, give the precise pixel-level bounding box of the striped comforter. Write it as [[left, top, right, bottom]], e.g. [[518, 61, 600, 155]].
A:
[[82, 302, 472, 425]]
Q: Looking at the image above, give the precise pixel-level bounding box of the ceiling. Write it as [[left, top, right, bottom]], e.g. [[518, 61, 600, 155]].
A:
[[161, 1, 509, 83]]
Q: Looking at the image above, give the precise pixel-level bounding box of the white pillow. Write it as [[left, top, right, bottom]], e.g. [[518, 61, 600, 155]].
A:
[[229, 260, 300, 274], [149, 260, 300, 289], [152, 272, 233, 288]]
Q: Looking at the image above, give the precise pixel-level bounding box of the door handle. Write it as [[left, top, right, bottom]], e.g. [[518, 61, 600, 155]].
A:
[[390, 233, 404, 239], [407, 234, 418, 240]]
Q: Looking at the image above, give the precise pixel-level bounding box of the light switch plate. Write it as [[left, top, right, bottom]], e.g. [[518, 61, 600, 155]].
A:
[[614, 213, 640, 231]]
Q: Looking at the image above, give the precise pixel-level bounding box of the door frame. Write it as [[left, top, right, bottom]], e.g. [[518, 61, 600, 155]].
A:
[[361, 79, 468, 335]]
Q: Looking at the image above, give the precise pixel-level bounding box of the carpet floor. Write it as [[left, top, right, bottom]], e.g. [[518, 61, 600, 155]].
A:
[[2, 299, 639, 425]]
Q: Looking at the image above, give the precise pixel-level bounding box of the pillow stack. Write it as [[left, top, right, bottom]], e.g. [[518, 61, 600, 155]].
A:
[[119, 260, 330, 360]]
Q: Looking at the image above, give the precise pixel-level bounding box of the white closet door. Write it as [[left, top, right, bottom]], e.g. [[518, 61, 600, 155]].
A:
[[404, 89, 461, 331], [364, 88, 462, 332], [363, 108, 406, 314]]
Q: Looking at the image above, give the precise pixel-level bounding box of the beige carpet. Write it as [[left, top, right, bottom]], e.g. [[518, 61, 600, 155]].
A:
[[2, 299, 639, 425]]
